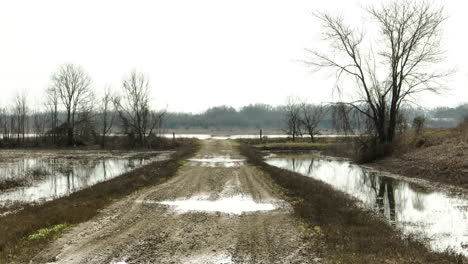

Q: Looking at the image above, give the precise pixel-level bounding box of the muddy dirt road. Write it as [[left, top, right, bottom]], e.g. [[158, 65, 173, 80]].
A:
[[33, 140, 320, 264]]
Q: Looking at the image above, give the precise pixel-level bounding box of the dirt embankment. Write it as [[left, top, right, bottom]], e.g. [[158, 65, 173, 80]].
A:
[[30, 140, 321, 264], [370, 133, 468, 190]]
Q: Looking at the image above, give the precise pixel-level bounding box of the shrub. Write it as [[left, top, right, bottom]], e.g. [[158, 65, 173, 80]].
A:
[[412, 116, 426, 134]]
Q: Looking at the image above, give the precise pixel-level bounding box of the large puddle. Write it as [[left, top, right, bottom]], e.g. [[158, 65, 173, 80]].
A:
[[141, 194, 276, 215], [111, 254, 233, 264], [266, 155, 468, 256], [188, 156, 244, 167], [0, 152, 170, 207]]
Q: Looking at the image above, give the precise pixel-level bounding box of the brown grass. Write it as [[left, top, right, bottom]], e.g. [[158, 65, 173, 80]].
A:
[[373, 127, 468, 188], [0, 139, 199, 264], [239, 143, 467, 264]]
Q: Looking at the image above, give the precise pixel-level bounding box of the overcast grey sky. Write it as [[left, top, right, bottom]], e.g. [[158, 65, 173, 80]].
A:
[[0, 0, 466, 113]]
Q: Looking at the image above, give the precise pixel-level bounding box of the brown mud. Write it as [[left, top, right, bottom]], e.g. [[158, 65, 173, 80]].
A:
[[32, 140, 321, 264]]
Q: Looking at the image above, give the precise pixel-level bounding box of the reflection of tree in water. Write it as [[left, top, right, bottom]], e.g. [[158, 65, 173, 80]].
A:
[[286, 158, 297, 172], [285, 158, 315, 176], [376, 177, 396, 224], [361, 170, 396, 223], [307, 159, 314, 175], [128, 159, 137, 169], [411, 193, 425, 211]]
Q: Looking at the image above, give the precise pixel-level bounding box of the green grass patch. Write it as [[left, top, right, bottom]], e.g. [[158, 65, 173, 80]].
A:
[[28, 224, 72, 241]]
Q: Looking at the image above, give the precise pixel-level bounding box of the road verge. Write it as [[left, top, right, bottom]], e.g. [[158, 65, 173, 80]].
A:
[[239, 143, 466, 264]]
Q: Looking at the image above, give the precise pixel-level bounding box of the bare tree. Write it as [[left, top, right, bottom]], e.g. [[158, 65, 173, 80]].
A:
[[75, 108, 97, 143], [300, 102, 325, 142], [50, 64, 93, 146], [45, 86, 60, 143], [14, 92, 29, 143], [284, 96, 302, 142], [32, 110, 48, 144], [0, 107, 9, 141], [99, 86, 116, 148], [115, 70, 162, 146], [308, 0, 448, 143]]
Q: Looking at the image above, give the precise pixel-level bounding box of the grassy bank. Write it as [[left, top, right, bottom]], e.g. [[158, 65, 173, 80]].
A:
[[239, 143, 466, 264], [372, 127, 468, 189], [0, 139, 199, 264]]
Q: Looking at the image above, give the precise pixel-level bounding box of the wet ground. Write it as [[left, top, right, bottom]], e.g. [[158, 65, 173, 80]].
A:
[[0, 150, 171, 208], [32, 140, 320, 264], [266, 154, 468, 256]]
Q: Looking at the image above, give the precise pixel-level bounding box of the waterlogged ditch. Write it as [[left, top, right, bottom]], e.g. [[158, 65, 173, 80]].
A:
[[265, 154, 468, 256], [0, 151, 171, 208]]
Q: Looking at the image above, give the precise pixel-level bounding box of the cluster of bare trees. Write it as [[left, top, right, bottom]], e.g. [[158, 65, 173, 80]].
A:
[[284, 97, 325, 142], [308, 0, 448, 145], [0, 64, 165, 148], [0, 93, 30, 144]]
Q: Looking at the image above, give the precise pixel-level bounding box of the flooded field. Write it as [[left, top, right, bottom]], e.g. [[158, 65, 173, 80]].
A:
[[161, 133, 348, 140], [0, 150, 171, 207], [266, 154, 468, 256]]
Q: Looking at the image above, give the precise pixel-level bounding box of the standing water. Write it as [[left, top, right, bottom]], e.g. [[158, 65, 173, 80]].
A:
[[0, 152, 170, 207], [266, 154, 468, 256]]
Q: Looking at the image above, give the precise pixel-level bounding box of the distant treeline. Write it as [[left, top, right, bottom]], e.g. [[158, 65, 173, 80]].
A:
[[1, 100, 466, 147], [164, 103, 468, 130]]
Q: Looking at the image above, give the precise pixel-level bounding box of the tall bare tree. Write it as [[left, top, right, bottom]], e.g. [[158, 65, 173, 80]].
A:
[[99, 86, 115, 148], [308, 0, 448, 143], [14, 92, 29, 143], [45, 86, 60, 143], [115, 70, 163, 146], [284, 96, 302, 142], [50, 64, 93, 146], [300, 102, 325, 142], [0, 107, 9, 141]]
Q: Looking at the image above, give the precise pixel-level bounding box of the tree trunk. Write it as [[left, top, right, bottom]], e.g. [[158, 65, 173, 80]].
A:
[[67, 111, 73, 146]]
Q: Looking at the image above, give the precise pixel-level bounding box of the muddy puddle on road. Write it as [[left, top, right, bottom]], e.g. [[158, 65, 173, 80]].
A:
[[112, 253, 233, 264], [188, 156, 244, 168], [143, 194, 276, 215], [266, 154, 468, 256], [0, 152, 170, 208]]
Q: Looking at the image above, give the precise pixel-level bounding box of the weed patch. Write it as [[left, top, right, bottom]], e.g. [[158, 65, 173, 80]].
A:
[[28, 224, 72, 241]]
